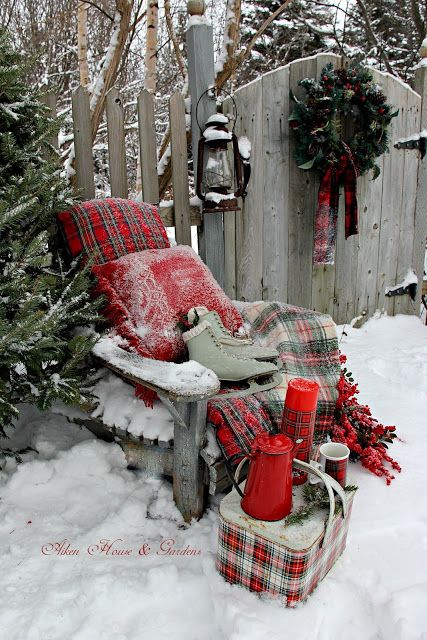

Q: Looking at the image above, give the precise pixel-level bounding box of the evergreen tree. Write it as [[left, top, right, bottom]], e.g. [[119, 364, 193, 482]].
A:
[[237, 0, 335, 86], [342, 0, 426, 82], [0, 29, 99, 433]]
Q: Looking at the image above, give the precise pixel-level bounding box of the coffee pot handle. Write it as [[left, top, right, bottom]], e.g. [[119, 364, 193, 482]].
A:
[[233, 456, 250, 498]]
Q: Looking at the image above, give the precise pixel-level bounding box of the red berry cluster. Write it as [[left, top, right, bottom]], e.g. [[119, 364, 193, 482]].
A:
[[330, 354, 401, 484]]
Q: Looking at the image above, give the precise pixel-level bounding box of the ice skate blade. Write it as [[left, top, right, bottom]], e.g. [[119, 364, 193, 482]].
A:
[[211, 372, 283, 400]]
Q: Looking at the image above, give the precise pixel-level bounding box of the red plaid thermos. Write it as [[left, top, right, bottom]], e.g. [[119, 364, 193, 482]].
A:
[[281, 378, 319, 485]]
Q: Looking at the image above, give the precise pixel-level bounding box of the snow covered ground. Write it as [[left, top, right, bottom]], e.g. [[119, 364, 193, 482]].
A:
[[0, 314, 426, 640]]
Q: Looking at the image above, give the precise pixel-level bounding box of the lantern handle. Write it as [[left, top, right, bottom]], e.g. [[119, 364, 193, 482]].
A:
[[195, 87, 238, 133]]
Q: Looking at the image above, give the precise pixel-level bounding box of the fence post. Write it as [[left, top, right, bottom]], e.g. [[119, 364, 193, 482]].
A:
[[414, 52, 427, 314], [72, 85, 95, 200], [186, 1, 225, 287], [106, 88, 128, 198], [137, 89, 160, 204], [170, 93, 192, 245]]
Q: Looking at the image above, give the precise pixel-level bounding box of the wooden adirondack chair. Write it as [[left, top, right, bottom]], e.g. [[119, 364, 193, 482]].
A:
[[79, 335, 222, 524], [56, 198, 340, 524]]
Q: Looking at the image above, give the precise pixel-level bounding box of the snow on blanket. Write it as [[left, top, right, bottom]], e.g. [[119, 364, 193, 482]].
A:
[[0, 314, 426, 640]]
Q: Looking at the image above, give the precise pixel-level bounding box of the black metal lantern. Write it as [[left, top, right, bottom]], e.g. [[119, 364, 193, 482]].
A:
[[196, 112, 247, 213]]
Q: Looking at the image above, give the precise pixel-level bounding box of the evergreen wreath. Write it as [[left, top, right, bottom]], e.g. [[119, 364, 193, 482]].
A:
[[289, 62, 398, 265], [289, 62, 398, 180]]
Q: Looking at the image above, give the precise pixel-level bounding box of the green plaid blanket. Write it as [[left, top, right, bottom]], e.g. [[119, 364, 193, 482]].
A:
[[208, 301, 340, 463]]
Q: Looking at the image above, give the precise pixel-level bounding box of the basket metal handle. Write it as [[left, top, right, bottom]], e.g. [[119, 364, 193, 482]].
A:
[[293, 459, 349, 547]]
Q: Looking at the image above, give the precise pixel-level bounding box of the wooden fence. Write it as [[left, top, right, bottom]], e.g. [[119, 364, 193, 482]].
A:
[[68, 86, 198, 245], [55, 52, 427, 324], [223, 54, 426, 323]]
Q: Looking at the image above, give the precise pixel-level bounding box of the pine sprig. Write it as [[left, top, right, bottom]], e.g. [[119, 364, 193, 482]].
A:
[[284, 484, 358, 526]]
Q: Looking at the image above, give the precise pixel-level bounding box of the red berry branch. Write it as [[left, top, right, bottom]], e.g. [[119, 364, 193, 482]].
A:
[[330, 354, 401, 484]]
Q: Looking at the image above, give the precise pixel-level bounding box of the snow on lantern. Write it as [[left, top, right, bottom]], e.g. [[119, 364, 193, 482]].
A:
[[196, 112, 249, 213]]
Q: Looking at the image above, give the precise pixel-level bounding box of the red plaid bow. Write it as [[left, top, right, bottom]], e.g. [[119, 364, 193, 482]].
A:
[[313, 147, 359, 265]]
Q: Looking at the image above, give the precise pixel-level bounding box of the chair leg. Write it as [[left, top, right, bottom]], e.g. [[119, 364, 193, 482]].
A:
[[173, 400, 207, 523]]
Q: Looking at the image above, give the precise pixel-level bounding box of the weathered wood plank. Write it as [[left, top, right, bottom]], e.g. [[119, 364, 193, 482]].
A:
[[106, 88, 128, 198], [122, 441, 173, 475], [353, 123, 383, 322], [287, 56, 318, 309], [223, 211, 237, 299], [233, 77, 264, 301], [187, 22, 225, 286], [74, 417, 116, 442], [311, 54, 341, 316], [332, 208, 359, 324], [413, 66, 427, 317], [186, 24, 216, 173], [262, 66, 290, 302], [169, 93, 191, 246], [72, 85, 95, 200], [158, 203, 201, 227], [352, 168, 382, 323], [137, 89, 160, 203], [173, 400, 207, 522], [222, 98, 237, 299], [331, 58, 360, 324], [376, 72, 407, 315], [394, 86, 422, 315], [203, 213, 225, 288]]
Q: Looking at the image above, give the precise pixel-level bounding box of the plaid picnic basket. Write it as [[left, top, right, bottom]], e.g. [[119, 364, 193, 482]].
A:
[[216, 460, 354, 607]]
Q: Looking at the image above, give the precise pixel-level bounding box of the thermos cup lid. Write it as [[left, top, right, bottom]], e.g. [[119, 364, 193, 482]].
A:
[[285, 378, 319, 411], [252, 433, 294, 454]]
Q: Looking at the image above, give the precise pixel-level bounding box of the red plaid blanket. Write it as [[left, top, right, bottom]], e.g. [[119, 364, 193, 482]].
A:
[[208, 301, 340, 465]]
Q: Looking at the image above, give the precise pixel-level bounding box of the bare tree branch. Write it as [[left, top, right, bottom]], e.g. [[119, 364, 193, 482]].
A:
[[117, 0, 146, 77], [216, 0, 294, 89], [355, 0, 395, 75], [4, 0, 17, 28], [83, 0, 114, 22], [164, 0, 186, 80], [90, 0, 133, 141], [216, 0, 242, 87]]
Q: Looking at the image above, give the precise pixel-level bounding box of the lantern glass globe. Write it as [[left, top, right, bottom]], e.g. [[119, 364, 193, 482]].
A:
[[204, 149, 233, 191]]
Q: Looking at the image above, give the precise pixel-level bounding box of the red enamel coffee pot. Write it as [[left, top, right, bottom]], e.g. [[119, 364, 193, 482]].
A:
[[234, 433, 302, 521]]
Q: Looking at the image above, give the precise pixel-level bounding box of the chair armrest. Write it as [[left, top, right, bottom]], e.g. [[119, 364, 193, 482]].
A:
[[92, 336, 220, 402]]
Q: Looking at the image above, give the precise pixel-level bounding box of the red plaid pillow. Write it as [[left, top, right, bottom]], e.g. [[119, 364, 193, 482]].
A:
[[92, 246, 244, 362], [58, 198, 169, 264]]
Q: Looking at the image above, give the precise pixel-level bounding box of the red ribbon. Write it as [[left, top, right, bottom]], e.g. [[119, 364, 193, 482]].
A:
[[313, 146, 359, 265]]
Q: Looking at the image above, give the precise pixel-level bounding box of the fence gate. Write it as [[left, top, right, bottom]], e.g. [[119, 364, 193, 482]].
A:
[[224, 54, 426, 324]]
